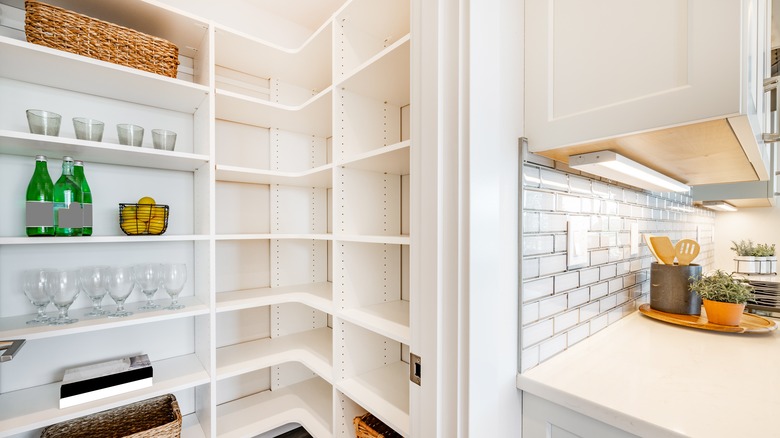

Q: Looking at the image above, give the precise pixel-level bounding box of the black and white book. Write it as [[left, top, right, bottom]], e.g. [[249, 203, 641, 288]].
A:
[[59, 354, 153, 409]]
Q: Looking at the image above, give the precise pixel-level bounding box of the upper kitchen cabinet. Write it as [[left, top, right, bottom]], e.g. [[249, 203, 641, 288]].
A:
[[525, 0, 772, 186]]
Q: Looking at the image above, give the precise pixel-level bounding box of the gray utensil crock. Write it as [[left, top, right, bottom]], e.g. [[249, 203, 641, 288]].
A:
[[650, 262, 702, 315]]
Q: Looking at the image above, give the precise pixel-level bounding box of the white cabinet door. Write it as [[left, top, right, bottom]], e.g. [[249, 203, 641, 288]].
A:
[[523, 393, 639, 438], [525, 0, 768, 159]]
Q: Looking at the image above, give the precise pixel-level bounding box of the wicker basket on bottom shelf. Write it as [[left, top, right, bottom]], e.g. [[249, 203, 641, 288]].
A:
[[354, 413, 403, 438], [40, 394, 182, 438]]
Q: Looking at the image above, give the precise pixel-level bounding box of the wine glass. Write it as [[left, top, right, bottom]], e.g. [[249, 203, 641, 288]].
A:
[[106, 265, 135, 318], [44, 269, 80, 325], [22, 269, 53, 325], [133, 263, 162, 310], [161, 263, 187, 310], [79, 265, 109, 317]]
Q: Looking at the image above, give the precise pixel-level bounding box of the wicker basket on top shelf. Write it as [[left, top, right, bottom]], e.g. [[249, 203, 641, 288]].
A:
[[24, 0, 179, 78], [354, 413, 403, 438], [40, 394, 182, 438]]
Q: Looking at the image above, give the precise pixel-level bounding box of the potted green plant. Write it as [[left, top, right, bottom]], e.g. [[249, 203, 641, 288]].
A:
[[689, 270, 755, 326], [755, 243, 777, 274], [731, 240, 758, 274]]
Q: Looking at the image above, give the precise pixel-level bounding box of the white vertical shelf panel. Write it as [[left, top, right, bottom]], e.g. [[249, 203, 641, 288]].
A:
[[335, 90, 402, 161], [216, 327, 333, 383], [216, 377, 333, 438], [337, 167, 402, 236]]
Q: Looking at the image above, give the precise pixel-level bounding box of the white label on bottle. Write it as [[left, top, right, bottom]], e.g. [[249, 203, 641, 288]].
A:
[[82, 203, 93, 227], [26, 201, 54, 227]]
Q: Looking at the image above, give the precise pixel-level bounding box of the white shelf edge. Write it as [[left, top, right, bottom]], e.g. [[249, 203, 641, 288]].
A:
[[336, 361, 410, 437], [215, 233, 333, 241], [0, 297, 209, 341], [334, 234, 411, 245], [216, 282, 333, 315], [181, 413, 206, 438], [216, 377, 333, 438], [216, 327, 333, 384], [215, 86, 332, 113], [0, 130, 210, 172], [337, 140, 411, 175], [336, 34, 411, 104], [215, 163, 334, 187], [0, 235, 211, 245], [0, 354, 210, 438], [213, 19, 333, 56], [338, 301, 410, 345]]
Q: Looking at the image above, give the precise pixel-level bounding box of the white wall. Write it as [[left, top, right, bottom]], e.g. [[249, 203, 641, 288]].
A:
[[713, 205, 780, 271]]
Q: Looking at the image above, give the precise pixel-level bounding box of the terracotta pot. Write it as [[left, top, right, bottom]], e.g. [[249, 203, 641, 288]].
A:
[[702, 299, 746, 326]]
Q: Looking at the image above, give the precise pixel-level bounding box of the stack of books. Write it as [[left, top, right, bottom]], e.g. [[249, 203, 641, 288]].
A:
[[60, 354, 153, 409]]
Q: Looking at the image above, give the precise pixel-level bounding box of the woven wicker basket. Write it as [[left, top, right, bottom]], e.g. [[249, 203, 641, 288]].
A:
[[354, 413, 403, 438], [40, 394, 182, 438], [25, 0, 179, 78]]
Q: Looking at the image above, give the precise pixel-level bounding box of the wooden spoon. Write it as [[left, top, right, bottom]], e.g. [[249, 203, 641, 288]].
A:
[[644, 234, 664, 264], [675, 239, 701, 266], [649, 236, 676, 265]]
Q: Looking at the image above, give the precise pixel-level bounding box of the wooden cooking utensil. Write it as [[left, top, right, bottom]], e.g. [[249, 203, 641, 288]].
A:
[[649, 236, 676, 265], [675, 238, 701, 266], [644, 233, 664, 264]]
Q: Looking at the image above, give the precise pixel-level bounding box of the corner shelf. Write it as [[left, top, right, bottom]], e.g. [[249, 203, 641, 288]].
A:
[[215, 233, 333, 241], [0, 354, 210, 438], [337, 35, 411, 107], [216, 327, 333, 383], [0, 130, 210, 172], [336, 361, 409, 437], [215, 163, 333, 188], [0, 36, 209, 114], [334, 235, 410, 245], [216, 282, 333, 315], [216, 377, 333, 438], [339, 301, 410, 345], [338, 140, 410, 175], [0, 297, 209, 341]]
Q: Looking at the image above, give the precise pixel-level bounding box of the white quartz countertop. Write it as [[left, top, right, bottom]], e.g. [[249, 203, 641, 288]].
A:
[[517, 311, 780, 437]]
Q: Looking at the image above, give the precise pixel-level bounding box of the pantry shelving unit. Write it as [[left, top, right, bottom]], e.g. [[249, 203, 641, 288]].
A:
[[0, 0, 415, 437]]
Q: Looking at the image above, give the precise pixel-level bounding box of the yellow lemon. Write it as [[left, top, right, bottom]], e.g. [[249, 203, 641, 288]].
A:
[[121, 218, 148, 235], [148, 217, 166, 234], [137, 196, 156, 205], [151, 206, 166, 219], [121, 205, 137, 221]]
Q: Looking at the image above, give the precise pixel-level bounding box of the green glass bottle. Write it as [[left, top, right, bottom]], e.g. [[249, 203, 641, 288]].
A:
[[25, 155, 55, 236], [73, 160, 92, 236], [53, 156, 83, 237]]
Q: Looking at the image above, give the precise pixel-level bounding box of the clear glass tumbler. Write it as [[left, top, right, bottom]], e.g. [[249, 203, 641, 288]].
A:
[[22, 269, 53, 325], [161, 263, 187, 310]]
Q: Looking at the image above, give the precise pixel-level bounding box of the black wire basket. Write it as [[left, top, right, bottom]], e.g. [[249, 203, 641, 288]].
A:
[[119, 203, 169, 235]]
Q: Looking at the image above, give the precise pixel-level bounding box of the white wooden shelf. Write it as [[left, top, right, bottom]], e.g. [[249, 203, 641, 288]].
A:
[[0, 354, 210, 438], [214, 22, 333, 92], [215, 88, 332, 138], [216, 377, 333, 438], [215, 233, 333, 241], [334, 234, 411, 245], [338, 140, 410, 175], [0, 130, 210, 172], [181, 414, 206, 438], [339, 301, 410, 345], [0, 36, 209, 114], [0, 297, 209, 341], [216, 327, 333, 383], [337, 35, 410, 107], [336, 361, 409, 437], [216, 282, 333, 315], [0, 235, 210, 245], [215, 163, 333, 188]]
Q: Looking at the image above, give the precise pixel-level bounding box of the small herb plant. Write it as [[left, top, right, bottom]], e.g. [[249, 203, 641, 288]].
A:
[[755, 243, 776, 257], [730, 240, 756, 257], [689, 270, 755, 304]]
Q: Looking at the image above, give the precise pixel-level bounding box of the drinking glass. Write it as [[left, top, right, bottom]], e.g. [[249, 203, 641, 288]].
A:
[[161, 263, 187, 310], [79, 265, 110, 317], [117, 124, 144, 146], [22, 269, 52, 325], [45, 269, 80, 325], [26, 109, 61, 136], [107, 265, 135, 318], [152, 129, 177, 151], [73, 117, 105, 142], [133, 263, 162, 310]]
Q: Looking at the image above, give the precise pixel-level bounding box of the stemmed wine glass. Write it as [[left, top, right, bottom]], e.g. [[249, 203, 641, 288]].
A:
[[22, 269, 53, 325], [107, 265, 135, 318], [79, 265, 110, 317], [161, 263, 187, 310], [133, 263, 162, 310], [45, 269, 80, 325]]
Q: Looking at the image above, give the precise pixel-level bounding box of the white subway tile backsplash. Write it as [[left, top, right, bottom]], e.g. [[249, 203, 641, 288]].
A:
[[579, 268, 600, 286], [567, 323, 590, 347], [608, 278, 623, 293], [539, 334, 568, 361], [523, 319, 554, 347], [590, 215, 606, 231], [554, 272, 579, 293], [608, 307, 623, 324], [569, 175, 592, 194], [524, 277, 554, 302], [616, 290, 629, 306], [568, 287, 590, 307], [523, 212, 540, 233], [590, 282, 609, 299], [580, 302, 601, 321], [592, 181, 610, 198], [524, 235, 555, 255], [590, 249, 609, 266], [629, 259, 643, 272], [540, 168, 569, 191], [599, 264, 617, 280], [600, 232, 617, 248], [608, 186, 624, 202], [539, 294, 568, 318], [539, 254, 568, 276], [608, 247, 623, 262], [539, 213, 568, 232], [554, 234, 568, 252], [523, 164, 541, 188], [590, 314, 609, 333], [557, 194, 581, 213], [523, 302, 540, 324], [623, 274, 636, 288], [619, 203, 632, 218], [608, 216, 623, 231], [525, 190, 556, 211], [600, 294, 618, 313], [521, 346, 540, 372], [602, 200, 618, 215], [554, 309, 579, 333], [523, 257, 540, 279]]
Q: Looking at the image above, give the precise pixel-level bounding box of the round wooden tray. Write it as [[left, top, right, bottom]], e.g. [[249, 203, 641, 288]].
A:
[[638, 303, 778, 333]]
